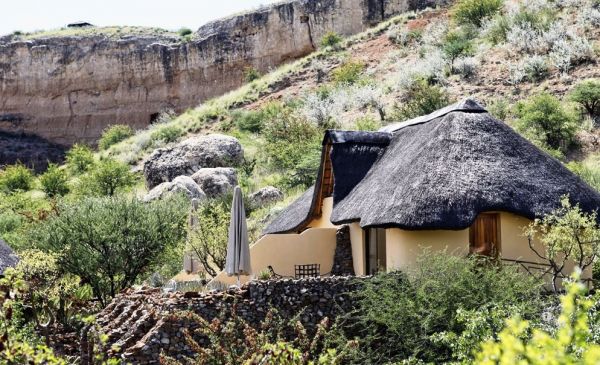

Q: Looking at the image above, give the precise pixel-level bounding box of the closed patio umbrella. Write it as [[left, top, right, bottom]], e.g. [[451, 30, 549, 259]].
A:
[[225, 186, 251, 285]]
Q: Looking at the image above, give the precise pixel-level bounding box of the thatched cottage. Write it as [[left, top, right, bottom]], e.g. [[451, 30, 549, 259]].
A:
[[213, 99, 600, 286]]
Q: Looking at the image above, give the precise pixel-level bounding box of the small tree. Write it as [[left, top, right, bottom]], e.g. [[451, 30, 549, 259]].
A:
[[569, 79, 600, 122], [442, 31, 474, 71], [39, 163, 69, 197], [244, 67, 261, 83], [452, 0, 504, 27], [524, 196, 600, 293], [98, 124, 134, 150], [79, 158, 137, 196], [392, 79, 451, 120], [65, 144, 95, 174], [32, 196, 187, 304], [187, 197, 231, 277], [0, 163, 33, 192]]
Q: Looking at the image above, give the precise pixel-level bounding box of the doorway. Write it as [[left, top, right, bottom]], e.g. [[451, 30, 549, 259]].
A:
[[469, 213, 501, 257], [365, 228, 386, 275]]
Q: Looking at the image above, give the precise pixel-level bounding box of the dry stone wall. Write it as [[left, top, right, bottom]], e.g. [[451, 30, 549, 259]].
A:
[[0, 0, 446, 147], [81, 276, 366, 364]]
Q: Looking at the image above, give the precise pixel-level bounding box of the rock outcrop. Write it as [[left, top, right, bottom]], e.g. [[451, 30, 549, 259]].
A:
[[191, 167, 238, 198], [248, 185, 284, 209], [143, 175, 206, 202], [0, 0, 446, 149], [0, 131, 65, 171], [143, 134, 243, 188]]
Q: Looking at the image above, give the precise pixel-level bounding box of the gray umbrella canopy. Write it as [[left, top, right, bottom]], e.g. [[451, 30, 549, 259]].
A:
[[225, 186, 251, 277]]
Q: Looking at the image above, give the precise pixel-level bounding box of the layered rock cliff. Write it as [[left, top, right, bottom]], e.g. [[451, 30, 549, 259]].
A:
[[0, 0, 444, 149]]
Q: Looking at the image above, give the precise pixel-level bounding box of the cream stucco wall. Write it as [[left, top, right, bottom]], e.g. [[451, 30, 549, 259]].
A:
[[349, 222, 366, 276], [212, 227, 338, 286], [307, 197, 338, 229]]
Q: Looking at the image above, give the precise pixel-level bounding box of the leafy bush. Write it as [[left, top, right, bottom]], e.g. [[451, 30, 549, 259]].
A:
[[522, 55, 549, 82], [354, 116, 381, 131], [567, 161, 600, 192], [39, 163, 69, 197], [514, 93, 579, 153], [454, 56, 479, 78], [0, 163, 33, 192], [66, 144, 95, 174], [98, 124, 134, 150], [244, 67, 261, 83], [442, 30, 474, 69], [150, 125, 183, 144], [31, 195, 187, 304], [233, 102, 283, 133], [452, 0, 504, 27], [331, 60, 365, 85], [178, 27, 192, 37], [77, 158, 137, 196], [344, 252, 543, 364], [391, 79, 451, 120], [569, 79, 600, 121], [320, 31, 342, 49], [474, 272, 600, 364]]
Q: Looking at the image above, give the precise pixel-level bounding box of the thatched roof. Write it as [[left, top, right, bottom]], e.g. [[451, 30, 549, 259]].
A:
[[264, 98, 600, 233], [0, 239, 18, 275]]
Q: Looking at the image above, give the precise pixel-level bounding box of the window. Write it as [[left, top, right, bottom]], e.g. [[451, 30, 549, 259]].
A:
[[365, 228, 386, 275], [469, 213, 500, 257]]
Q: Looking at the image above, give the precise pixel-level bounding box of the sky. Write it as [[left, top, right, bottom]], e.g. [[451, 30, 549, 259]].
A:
[[1, 0, 282, 36]]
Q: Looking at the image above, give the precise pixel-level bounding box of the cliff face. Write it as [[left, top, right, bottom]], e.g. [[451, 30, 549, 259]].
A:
[[0, 0, 443, 147]]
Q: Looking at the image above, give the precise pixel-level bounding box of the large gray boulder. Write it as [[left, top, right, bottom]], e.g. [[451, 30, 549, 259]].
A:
[[248, 186, 284, 209], [143, 134, 243, 188], [0, 238, 19, 275], [191, 167, 238, 199], [143, 176, 206, 202]]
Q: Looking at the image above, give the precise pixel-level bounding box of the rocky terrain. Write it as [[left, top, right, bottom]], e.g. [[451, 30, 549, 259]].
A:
[[0, 0, 447, 158]]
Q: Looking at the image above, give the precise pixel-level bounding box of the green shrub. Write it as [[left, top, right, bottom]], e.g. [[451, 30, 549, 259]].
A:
[[31, 195, 187, 304], [354, 115, 381, 131], [244, 66, 261, 83], [442, 30, 474, 69], [392, 79, 451, 120], [320, 31, 342, 48], [233, 102, 284, 133], [178, 27, 192, 37], [39, 163, 69, 197], [331, 60, 365, 85], [515, 93, 579, 153], [78, 158, 137, 196], [485, 14, 511, 45], [150, 125, 183, 144], [345, 251, 543, 364], [452, 0, 504, 27], [0, 163, 33, 192], [567, 161, 600, 192], [569, 79, 600, 120], [66, 144, 95, 174], [98, 124, 134, 150]]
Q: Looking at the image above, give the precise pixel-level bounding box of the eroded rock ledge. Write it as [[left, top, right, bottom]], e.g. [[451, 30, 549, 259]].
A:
[[0, 0, 446, 147]]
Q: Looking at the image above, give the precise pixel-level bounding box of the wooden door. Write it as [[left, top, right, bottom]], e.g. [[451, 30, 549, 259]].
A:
[[469, 213, 500, 257]]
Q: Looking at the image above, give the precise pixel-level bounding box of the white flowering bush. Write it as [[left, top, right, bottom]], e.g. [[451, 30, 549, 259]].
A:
[[391, 48, 447, 92], [505, 61, 525, 86], [454, 57, 479, 79], [523, 54, 549, 81]]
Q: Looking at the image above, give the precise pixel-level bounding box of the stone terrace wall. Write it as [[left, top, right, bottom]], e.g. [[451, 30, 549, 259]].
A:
[[81, 276, 366, 365]]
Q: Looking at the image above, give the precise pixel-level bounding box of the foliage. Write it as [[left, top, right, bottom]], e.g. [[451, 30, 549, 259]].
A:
[[567, 161, 600, 192], [474, 272, 600, 364], [0, 163, 33, 193], [244, 67, 261, 83], [178, 27, 192, 37], [66, 144, 95, 174], [0, 268, 67, 364], [354, 115, 381, 131], [452, 0, 503, 27], [391, 79, 451, 120], [320, 31, 342, 49], [150, 125, 183, 144], [159, 308, 356, 365], [98, 125, 134, 150], [39, 163, 69, 197], [344, 252, 543, 364], [262, 110, 322, 189], [31, 195, 187, 305], [522, 55, 549, 82], [569, 79, 600, 121], [15, 249, 94, 333], [187, 197, 231, 277], [0, 192, 51, 249], [514, 93, 579, 153], [524, 196, 600, 293], [77, 158, 137, 196], [331, 60, 365, 85], [233, 102, 284, 133], [442, 30, 474, 69]]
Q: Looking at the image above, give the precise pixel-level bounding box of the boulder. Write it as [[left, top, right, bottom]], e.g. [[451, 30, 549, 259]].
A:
[[191, 167, 238, 198], [143, 134, 243, 188], [143, 176, 206, 202], [248, 186, 284, 209]]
